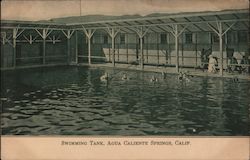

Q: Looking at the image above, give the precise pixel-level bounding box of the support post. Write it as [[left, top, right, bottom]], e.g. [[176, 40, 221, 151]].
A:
[[13, 28, 17, 68], [35, 28, 53, 65], [111, 28, 115, 66], [167, 33, 171, 64], [81, 26, 95, 65], [195, 33, 198, 67], [157, 33, 159, 65], [105, 27, 120, 67], [218, 22, 223, 76], [146, 35, 149, 63], [12, 27, 24, 67], [181, 33, 184, 66], [88, 38, 91, 65], [117, 44, 120, 62], [1, 32, 6, 45], [75, 31, 78, 64], [207, 21, 236, 76], [225, 32, 228, 69], [174, 25, 179, 72], [108, 45, 111, 62], [126, 34, 128, 63], [67, 38, 70, 64], [62, 30, 75, 64], [162, 24, 188, 73], [126, 43, 129, 64], [131, 26, 150, 69], [42, 29, 46, 64], [140, 36, 143, 69]]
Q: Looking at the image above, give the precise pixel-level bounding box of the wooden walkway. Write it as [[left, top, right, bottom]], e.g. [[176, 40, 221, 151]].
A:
[[84, 63, 250, 81], [1, 62, 249, 81]]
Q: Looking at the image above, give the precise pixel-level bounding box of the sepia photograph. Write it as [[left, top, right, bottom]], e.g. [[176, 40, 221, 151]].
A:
[[1, 0, 249, 159]]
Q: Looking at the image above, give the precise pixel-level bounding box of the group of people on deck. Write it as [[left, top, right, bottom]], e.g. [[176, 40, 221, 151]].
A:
[[100, 48, 249, 84], [201, 48, 249, 74], [228, 55, 249, 73]]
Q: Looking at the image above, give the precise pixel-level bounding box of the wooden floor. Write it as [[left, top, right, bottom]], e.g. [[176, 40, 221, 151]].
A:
[[1, 62, 249, 80], [84, 63, 250, 81]]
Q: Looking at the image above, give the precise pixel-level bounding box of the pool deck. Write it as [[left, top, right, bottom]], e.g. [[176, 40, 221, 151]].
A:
[[83, 63, 250, 81], [1, 62, 249, 81]]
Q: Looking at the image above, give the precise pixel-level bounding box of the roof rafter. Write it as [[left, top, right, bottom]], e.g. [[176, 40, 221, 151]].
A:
[[169, 18, 192, 33], [232, 13, 249, 29], [215, 15, 236, 31], [183, 17, 205, 32]]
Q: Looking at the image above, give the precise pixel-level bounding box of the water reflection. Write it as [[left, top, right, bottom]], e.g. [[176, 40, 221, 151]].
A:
[[1, 66, 249, 135]]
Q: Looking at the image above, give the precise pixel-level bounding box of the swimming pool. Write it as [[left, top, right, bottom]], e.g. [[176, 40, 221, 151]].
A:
[[1, 66, 249, 135]]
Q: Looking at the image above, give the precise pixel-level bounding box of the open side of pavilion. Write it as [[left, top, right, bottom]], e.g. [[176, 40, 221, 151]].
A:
[[1, 9, 249, 78]]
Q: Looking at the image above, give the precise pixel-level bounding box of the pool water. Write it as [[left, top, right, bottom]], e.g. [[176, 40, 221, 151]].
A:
[[1, 66, 249, 135]]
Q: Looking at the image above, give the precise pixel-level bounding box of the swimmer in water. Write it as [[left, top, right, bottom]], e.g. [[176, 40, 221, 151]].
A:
[[182, 72, 190, 82], [100, 72, 109, 81], [161, 71, 167, 79], [178, 72, 190, 82], [232, 76, 239, 83], [178, 72, 184, 81], [122, 73, 129, 80], [150, 75, 158, 82]]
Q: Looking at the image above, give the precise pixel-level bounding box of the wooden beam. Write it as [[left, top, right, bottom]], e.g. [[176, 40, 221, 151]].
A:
[[13, 28, 17, 68], [81, 26, 96, 65], [183, 17, 205, 32], [104, 27, 120, 66], [170, 18, 192, 33], [174, 25, 179, 73]]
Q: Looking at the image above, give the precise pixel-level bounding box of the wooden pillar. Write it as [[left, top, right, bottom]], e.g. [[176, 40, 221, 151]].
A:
[[225, 32, 228, 49], [13, 28, 17, 68], [218, 23, 223, 76], [88, 38, 91, 65], [236, 31, 239, 52], [165, 33, 167, 65], [181, 33, 184, 66], [12, 27, 24, 67], [140, 36, 143, 69], [225, 32, 228, 69], [207, 21, 235, 76], [146, 35, 149, 63], [157, 33, 159, 65], [35, 28, 53, 65], [209, 32, 213, 50], [126, 43, 129, 64], [167, 33, 171, 64], [132, 27, 149, 70], [195, 33, 198, 67], [126, 34, 128, 63], [108, 44, 111, 62], [67, 37, 70, 64], [62, 30, 74, 65], [81, 27, 95, 65], [175, 25, 179, 73], [42, 29, 46, 65], [213, 22, 224, 76], [105, 28, 119, 67], [111, 28, 115, 66], [118, 44, 120, 62], [219, 35, 223, 75], [75, 31, 78, 64]]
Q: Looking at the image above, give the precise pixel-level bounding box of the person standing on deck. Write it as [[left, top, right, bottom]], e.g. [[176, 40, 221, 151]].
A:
[[208, 55, 218, 73], [136, 44, 139, 63], [200, 48, 211, 71]]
